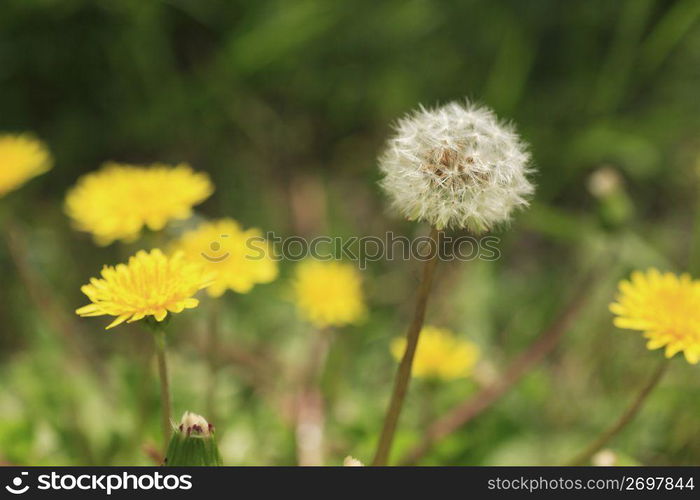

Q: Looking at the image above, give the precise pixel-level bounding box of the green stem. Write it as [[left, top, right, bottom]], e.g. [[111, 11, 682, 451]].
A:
[[373, 227, 441, 466], [154, 329, 172, 452], [565, 359, 668, 466], [205, 299, 222, 424]]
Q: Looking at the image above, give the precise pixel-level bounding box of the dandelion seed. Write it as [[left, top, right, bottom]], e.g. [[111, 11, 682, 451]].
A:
[[292, 260, 365, 328], [390, 326, 480, 380], [379, 101, 534, 232], [174, 218, 278, 297], [76, 249, 213, 329], [610, 268, 700, 364], [65, 162, 213, 245], [0, 133, 52, 197]]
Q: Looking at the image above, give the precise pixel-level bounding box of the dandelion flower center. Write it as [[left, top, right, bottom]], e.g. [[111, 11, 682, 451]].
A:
[[76, 249, 212, 329], [610, 268, 700, 364], [0, 134, 52, 197], [65, 162, 213, 245]]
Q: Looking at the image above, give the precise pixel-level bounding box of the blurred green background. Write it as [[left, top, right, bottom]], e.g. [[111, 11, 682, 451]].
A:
[[1, 0, 700, 465]]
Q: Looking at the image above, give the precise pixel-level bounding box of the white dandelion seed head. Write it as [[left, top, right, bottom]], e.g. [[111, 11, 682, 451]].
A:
[[378, 101, 535, 232]]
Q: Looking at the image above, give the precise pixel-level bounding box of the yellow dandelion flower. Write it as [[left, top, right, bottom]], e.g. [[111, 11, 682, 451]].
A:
[[65, 162, 213, 245], [610, 268, 700, 364], [0, 133, 52, 197], [174, 218, 278, 297], [76, 249, 212, 330], [390, 325, 480, 380], [292, 260, 365, 328]]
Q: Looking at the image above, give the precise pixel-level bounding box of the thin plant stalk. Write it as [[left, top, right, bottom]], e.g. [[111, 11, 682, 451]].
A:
[[205, 299, 222, 423], [153, 328, 172, 452], [295, 328, 332, 466], [373, 227, 441, 466], [565, 359, 668, 466]]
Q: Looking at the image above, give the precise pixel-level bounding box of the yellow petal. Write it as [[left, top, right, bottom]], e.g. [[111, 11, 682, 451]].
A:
[[106, 314, 130, 330]]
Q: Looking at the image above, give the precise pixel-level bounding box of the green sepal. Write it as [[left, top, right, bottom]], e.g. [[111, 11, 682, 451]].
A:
[[165, 429, 222, 466]]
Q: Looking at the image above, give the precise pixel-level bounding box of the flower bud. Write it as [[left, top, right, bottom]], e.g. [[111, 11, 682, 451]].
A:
[[165, 412, 222, 466]]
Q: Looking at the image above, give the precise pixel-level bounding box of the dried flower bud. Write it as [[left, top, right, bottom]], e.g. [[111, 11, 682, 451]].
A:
[[379, 101, 534, 232], [165, 412, 222, 466]]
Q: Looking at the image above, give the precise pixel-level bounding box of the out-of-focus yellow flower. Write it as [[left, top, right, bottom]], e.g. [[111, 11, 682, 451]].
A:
[[76, 249, 212, 329], [65, 162, 213, 245], [391, 325, 480, 380], [174, 218, 278, 297], [610, 268, 700, 364], [292, 260, 365, 328], [0, 134, 52, 197]]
